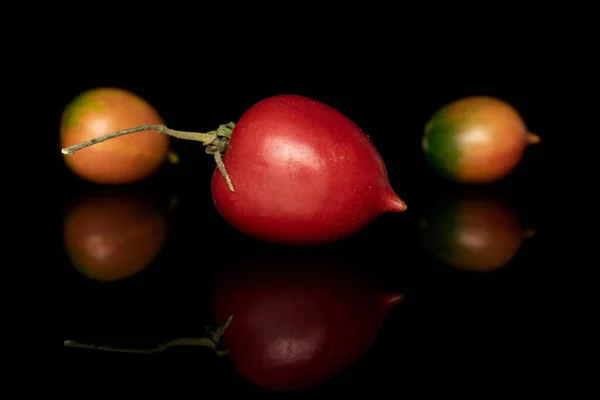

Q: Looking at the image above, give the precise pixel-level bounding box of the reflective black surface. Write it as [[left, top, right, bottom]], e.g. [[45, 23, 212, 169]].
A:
[[55, 79, 557, 394]]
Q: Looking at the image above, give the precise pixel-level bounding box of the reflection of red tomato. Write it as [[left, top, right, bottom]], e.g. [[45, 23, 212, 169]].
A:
[[63, 189, 168, 282], [210, 255, 403, 391], [420, 189, 531, 272]]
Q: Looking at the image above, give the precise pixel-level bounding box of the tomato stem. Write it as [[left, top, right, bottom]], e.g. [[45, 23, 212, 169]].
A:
[[168, 196, 180, 211], [522, 229, 536, 239], [167, 149, 180, 164], [203, 314, 234, 344], [60, 123, 237, 192], [63, 337, 227, 355], [63, 315, 233, 357]]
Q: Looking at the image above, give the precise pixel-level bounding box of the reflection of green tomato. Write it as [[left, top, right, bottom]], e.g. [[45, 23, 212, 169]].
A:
[[420, 191, 531, 273], [63, 190, 168, 282]]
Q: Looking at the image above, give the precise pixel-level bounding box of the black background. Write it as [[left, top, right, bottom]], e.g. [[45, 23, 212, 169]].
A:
[[47, 49, 567, 396]]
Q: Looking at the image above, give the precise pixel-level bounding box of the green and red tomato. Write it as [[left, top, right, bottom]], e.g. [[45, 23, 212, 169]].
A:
[[422, 96, 540, 184], [60, 87, 172, 184]]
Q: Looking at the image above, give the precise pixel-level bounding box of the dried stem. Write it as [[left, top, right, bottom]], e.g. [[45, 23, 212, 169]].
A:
[[214, 152, 234, 192], [168, 197, 180, 211], [60, 122, 237, 191], [60, 125, 216, 155], [522, 229, 536, 239], [64, 315, 233, 357], [167, 149, 180, 164], [204, 314, 234, 344], [63, 337, 227, 355]]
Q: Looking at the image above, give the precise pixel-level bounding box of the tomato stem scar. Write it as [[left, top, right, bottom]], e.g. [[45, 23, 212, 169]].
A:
[[61, 123, 237, 192]]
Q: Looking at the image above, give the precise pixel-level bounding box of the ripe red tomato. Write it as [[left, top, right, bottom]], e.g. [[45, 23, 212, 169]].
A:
[[211, 94, 406, 245], [60, 87, 171, 184], [210, 254, 403, 391]]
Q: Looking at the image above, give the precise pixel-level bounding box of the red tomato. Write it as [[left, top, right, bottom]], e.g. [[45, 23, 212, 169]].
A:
[[211, 94, 406, 245], [211, 254, 403, 391]]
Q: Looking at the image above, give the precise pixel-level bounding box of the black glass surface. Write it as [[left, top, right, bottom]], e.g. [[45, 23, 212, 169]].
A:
[[55, 75, 557, 395]]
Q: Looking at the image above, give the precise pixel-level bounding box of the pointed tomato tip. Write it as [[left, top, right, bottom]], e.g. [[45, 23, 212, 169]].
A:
[[527, 133, 541, 144], [383, 189, 407, 213], [523, 229, 536, 239], [382, 292, 404, 310]]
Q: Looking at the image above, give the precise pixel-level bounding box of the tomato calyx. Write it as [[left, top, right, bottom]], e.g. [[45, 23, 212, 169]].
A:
[[63, 315, 234, 357], [204, 122, 235, 154], [204, 122, 236, 192], [60, 122, 237, 192]]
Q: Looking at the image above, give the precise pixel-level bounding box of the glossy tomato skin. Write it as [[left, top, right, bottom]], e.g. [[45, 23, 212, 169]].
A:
[[422, 96, 537, 184], [211, 94, 406, 245], [60, 87, 170, 184], [211, 255, 403, 391]]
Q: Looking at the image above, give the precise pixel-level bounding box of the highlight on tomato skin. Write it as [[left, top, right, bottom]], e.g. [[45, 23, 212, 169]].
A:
[[422, 96, 541, 184], [210, 253, 404, 391], [62, 188, 169, 282], [60, 87, 171, 185], [419, 188, 534, 273]]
